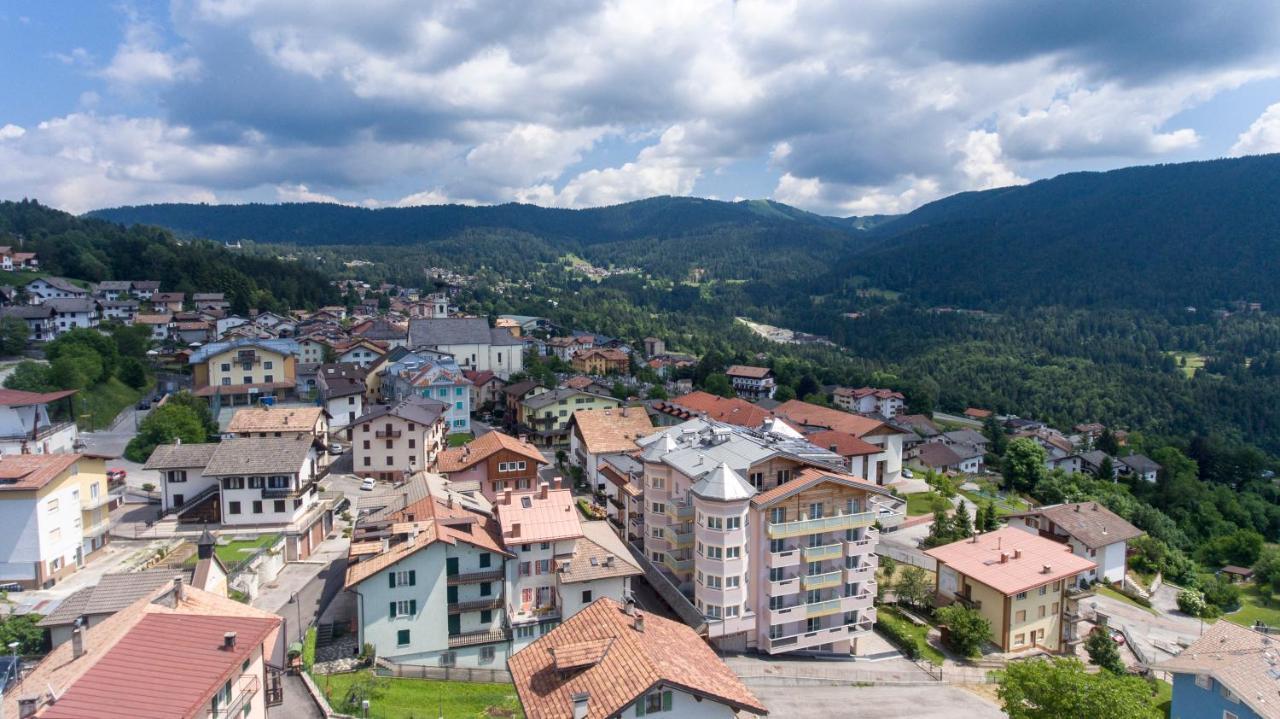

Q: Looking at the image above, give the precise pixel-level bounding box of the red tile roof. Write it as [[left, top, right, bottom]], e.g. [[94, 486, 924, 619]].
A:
[[750, 466, 884, 507], [0, 388, 77, 406], [660, 391, 773, 427], [0, 453, 81, 492], [806, 429, 882, 457], [496, 485, 582, 543], [435, 431, 547, 473], [774, 399, 890, 438], [508, 598, 767, 719], [724, 364, 771, 379], [924, 527, 1096, 596]]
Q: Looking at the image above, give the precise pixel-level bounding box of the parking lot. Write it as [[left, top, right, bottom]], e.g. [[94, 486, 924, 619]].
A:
[[745, 684, 1005, 718]]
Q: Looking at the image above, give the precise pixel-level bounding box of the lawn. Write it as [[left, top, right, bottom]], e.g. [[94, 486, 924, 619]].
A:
[[447, 433, 474, 447], [958, 489, 1028, 517], [876, 605, 945, 665], [1225, 582, 1280, 629], [76, 377, 150, 430], [905, 492, 946, 516], [317, 673, 521, 718], [1164, 350, 1206, 379], [1152, 678, 1172, 718], [1093, 585, 1158, 615], [186, 534, 281, 570]]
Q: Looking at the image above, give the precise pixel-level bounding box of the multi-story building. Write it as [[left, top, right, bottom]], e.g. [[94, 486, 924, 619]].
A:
[[0, 387, 80, 455], [334, 338, 387, 368], [316, 363, 366, 430], [434, 430, 547, 503], [134, 312, 172, 342], [570, 347, 629, 375], [46, 298, 100, 336], [379, 352, 473, 434], [406, 318, 524, 379], [143, 441, 220, 513], [832, 386, 906, 417], [925, 527, 1096, 654], [25, 277, 88, 304], [637, 420, 904, 655], [350, 396, 447, 481], [568, 406, 654, 491], [0, 453, 111, 589], [1157, 621, 1275, 719], [99, 299, 138, 325], [227, 405, 332, 471], [515, 388, 621, 447], [1005, 502, 1144, 587], [0, 305, 56, 341], [725, 365, 776, 400], [190, 338, 299, 407], [774, 400, 907, 485]]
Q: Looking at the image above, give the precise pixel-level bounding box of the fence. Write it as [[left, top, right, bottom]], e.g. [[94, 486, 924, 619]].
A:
[[876, 545, 937, 572], [374, 658, 511, 684]]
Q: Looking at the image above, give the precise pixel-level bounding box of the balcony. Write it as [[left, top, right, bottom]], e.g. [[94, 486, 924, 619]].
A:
[[81, 517, 111, 538], [79, 492, 113, 511], [665, 501, 694, 521], [0, 420, 77, 443], [211, 674, 258, 718], [446, 569, 505, 586], [447, 627, 510, 648], [448, 596, 503, 614], [761, 624, 850, 654], [608, 494, 624, 509], [802, 570, 843, 591], [376, 429, 402, 438], [954, 594, 983, 611], [806, 598, 844, 618], [802, 543, 844, 562], [767, 510, 878, 540], [768, 549, 800, 568], [844, 537, 875, 554], [768, 577, 801, 596], [672, 529, 694, 548], [844, 564, 874, 581], [662, 553, 693, 574], [510, 602, 560, 624], [841, 592, 874, 612]]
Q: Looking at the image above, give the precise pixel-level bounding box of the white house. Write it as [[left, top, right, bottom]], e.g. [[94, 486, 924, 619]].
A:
[[1118, 454, 1162, 483], [25, 277, 87, 304], [46, 298, 100, 335], [143, 442, 220, 513], [568, 406, 654, 491], [0, 305, 55, 341], [0, 387, 79, 456], [833, 386, 907, 417], [406, 318, 524, 379], [0, 453, 108, 589], [202, 435, 322, 530], [100, 300, 138, 325], [317, 364, 367, 430], [1006, 502, 1144, 587]]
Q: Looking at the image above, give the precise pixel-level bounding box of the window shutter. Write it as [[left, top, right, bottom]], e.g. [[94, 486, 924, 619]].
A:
[[636, 699, 646, 717], [389, 602, 397, 618], [409, 570, 416, 586], [389, 573, 396, 589], [410, 600, 417, 615], [662, 691, 672, 711]]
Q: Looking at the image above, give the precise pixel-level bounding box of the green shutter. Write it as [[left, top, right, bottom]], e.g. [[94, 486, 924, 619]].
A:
[[410, 600, 417, 615], [408, 570, 416, 586], [636, 699, 645, 717], [389, 573, 396, 589], [389, 601, 396, 618], [662, 691, 672, 711]]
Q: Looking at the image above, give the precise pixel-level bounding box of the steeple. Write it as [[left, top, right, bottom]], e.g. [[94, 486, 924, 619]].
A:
[[197, 526, 216, 560]]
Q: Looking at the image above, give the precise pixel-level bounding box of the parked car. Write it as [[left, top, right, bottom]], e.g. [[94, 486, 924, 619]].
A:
[[360, 477, 376, 491], [901, 468, 914, 479], [136, 399, 151, 410], [329, 443, 345, 455], [106, 468, 127, 483]]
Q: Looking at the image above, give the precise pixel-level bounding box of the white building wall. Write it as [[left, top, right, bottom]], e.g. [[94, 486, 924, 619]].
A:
[[0, 495, 40, 581], [559, 576, 628, 618], [619, 687, 741, 719], [160, 468, 218, 513], [326, 395, 363, 430], [36, 481, 85, 574]]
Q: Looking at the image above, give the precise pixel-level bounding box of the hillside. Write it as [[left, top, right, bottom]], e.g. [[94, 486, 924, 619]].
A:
[[838, 154, 1280, 309]]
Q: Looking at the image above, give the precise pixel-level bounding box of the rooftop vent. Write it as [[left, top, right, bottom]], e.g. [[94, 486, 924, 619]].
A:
[[223, 632, 237, 650]]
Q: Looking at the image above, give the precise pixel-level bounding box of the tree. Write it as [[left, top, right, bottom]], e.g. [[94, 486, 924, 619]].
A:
[[1200, 574, 1241, 613], [1176, 589, 1207, 617], [1003, 437, 1047, 492], [108, 322, 153, 359], [165, 391, 219, 437], [951, 500, 974, 538], [0, 316, 29, 356], [1199, 529, 1265, 567], [980, 501, 1000, 531], [997, 658, 1160, 719], [935, 604, 990, 657], [982, 414, 1008, 455], [1253, 546, 1280, 593], [0, 614, 46, 654], [1085, 627, 1125, 674], [610, 381, 629, 401], [773, 384, 796, 402], [923, 507, 954, 548], [3, 361, 54, 392], [1095, 456, 1115, 482], [118, 357, 148, 389], [124, 402, 208, 462], [49, 345, 102, 391], [45, 327, 118, 383], [1097, 428, 1121, 456], [703, 373, 733, 398], [646, 384, 668, 400], [893, 566, 932, 609], [880, 555, 897, 582], [795, 374, 820, 400]]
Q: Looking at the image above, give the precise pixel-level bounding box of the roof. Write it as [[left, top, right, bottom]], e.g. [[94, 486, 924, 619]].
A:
[[774, 399, 893, 438], [1119, 453, 1162, 473], [95, 280, 132, 291], [964, 407, 993, 418], [750, 466, 897, 507], [38, 570, 185, 627], [44, 297, 98, 313], [504, 380, 545, 398], [522, 388, 617, 410], [133, 313, 171, 325], [353, 396, 446, 427], [0, 387, 77, 407], [897, 413, 942, 437], [508, 597, 768, 719], [0, 453, 81, 492], [29, 276, 84, 293], [152, 291, 184, 302], [806, 429, 882, 457], [407, 317, 522, 348], [0, 305, 54, 320], [462, 369, 500, 387], [914, 442, 966, 468], [202, 435, 313, 476], [142, 442, 220, 471], [132, 280, 161, 290], [944, 429, 989, 446], [724, 364, 771, 378], [1006, 502, 1144, 548], [690, 462, 755, 502], [571, 408, 654, 456], [558, 521, 643, 584], [191, 293, 225, 301], [37, 613, 278, 719], [188, 338, 299, 364], [436, 431, 546, 472], [228, 405, 325, 434], [657, 391, 773, 427], [1154, 621, 1280, 719], [574, 347, 628, 362], [924, 527, 1097, 596], [497, 485, 583, 543]]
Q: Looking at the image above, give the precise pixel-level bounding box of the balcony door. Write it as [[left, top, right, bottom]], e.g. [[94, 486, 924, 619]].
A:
[[447, 614, 461, 636]]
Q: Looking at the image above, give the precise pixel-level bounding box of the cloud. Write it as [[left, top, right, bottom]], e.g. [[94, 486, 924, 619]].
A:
[[953, 130, 1027, 189], [0, 125, 25, 140], [99, 16, 199, 87], [274, 183, 347, 204], [1231, 102, 1280, 156]]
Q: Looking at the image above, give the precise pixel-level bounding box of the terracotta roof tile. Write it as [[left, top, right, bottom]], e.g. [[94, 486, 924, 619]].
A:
[[806, 429, 882, 457], [0, 453, 81, 492], [725, 365, 771, 378], [924, 527, 1096, 596], [497, 486, 582, 543], [436, 431, 546, 473], [774, 399, 889, 438], [1155, 621, 1280, 719], [1006, 502, 1144, 549], [660, 391, 772, 427], [227, 406, 326, 434], [571, 408, 654, 456], [559, 522, 642, 584]]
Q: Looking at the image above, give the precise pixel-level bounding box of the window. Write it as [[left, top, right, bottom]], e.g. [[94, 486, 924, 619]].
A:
[[263, 375, 273, 384], [248, 477, 265, 489], [264, 361, 273, 370], [479, 552, 492, 568], [1038, 586, 1047, 596], [1015, 591, 1027, 600], [274, 500, 286, 513], [536, 559, 551, 574], [480, 609, 492, 624], [650, 476, 664, 490], [47, 498, 59, 512], [390, 599, 417, 617], [391, 570, 416, 587], [224, 477, 245, 490], [221, 363, 231, 372], [1014, 633, 1026, 646], [706, 546, 723, 559], [516, 625, 535, 639], [777, 469, 791, 484], [808, 502, 824, 519], [521, 544, 531, 552], [582, 590, 593, 603], [726, 575, 740, 588], [363, 440, 371, 450], [726, 546, 740, 559], [725, 516, 741, 530], [769, 567, 784, 582], [386, 456, 394, 466], [439, 652, 456, 667], [519, 561, 531, 577], [770, 507, 786, 524], [1015, 610, 1026, 623], [651, 502, 666, 515], [479, 646, 495, 663], [650, 527, 664, 539], [1193, 674, 1212, 690], [706, 575, 722, 589], [480, 581, 492, 597], [540, 542, 550, 550], [397, 629, 411, 646], [706, 516, 723, 530], [770, 539, 785, 553], [229, 501, 242, 515], [1038, 605, 1047, 619], [363, 457, 371, 466], [251, 500, 263, 514], [408, 438, 416, 449], [807, 561, 821, 575], [222, 377, 231, 386], [806, 617, 820, 633], [749, 472, 764, 489]]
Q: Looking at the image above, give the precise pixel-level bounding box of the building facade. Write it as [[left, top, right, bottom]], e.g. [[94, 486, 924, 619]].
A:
[[350, 397, 447, 480]]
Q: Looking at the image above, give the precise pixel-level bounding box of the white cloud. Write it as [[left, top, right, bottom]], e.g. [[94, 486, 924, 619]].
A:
[[540, 124, 704, 208], [0, 124, 25, 140], [1231, 102, 1280, 156], [953, 130, 1027, 190], [275, 183, 347, 204], [99, 18, 199, 87]]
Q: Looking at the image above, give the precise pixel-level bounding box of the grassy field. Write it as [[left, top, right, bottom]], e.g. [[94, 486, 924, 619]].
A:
[[447, 433, 474, 447], [958, 489, 1028, 517], [1225, 582, 1280, 629], [1152, 678, 1172, 718], [876, 605, 945, 665], [77, 377, 150, 430], [905, 492, 946, 516], [317, 673, 521, 719], [1164, 350, 1206, 379], [1093, 585, 1158, 615], [186, 534, 281, 570]]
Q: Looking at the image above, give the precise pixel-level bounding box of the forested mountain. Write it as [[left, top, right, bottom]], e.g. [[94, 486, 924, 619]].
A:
[[0, 200, 337, 312]]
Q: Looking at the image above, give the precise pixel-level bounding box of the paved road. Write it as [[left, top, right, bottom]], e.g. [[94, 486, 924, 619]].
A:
[[1089, 589, 1203, 663], [745, 684, 1006, 718]]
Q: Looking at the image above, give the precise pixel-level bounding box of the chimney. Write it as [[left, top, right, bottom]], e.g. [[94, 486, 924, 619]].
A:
[[539, 482, 549, 499], [173, 576, 185, 602], [1013, 549, 1022, 560], [633, 611, 645, 632], [571, 692, 590, 719], [999, 552, 1009, 564], [510, 522, 521, 539], [175, 437, 182, 446], [1074, 505, 1080, 512], [605, 555, 615, 567], [624, 597, 636, 616], [71, 626, 86, 659], [997, 536, 1002, 550], [18, 698, 37, 719], [223, 632, 237, 650], [503, 488, 512, 506], [1042, 564, 1053, 574], [621, 406, 628, 417]]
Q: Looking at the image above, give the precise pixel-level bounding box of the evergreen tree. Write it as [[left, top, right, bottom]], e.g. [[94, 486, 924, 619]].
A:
[[983, 414, 1008, 455], [1098, 428, 1121, 456], [1085, 628, 1125, 674], [952, 501, 974, 538]]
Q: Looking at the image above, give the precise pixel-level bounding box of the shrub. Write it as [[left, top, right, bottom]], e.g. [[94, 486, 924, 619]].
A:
[[1176, 589, 1207, 617], [875, 616, 921, 659], [302, 627, 318, 672], [936, 604, 991, 657], [1201, 574, 1241, 613]]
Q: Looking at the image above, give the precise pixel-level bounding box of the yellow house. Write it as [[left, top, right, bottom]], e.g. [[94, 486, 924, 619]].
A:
[[190, 338, 298, 406], [0, 453, 110, 588], [517, 388, 621, 447], [925, 527, 1095, 653]]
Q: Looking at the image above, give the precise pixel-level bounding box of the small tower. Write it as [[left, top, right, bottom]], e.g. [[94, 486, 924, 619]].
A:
[[197, 526, 217, 561]]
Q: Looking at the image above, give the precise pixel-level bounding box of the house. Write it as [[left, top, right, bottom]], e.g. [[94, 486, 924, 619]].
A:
[[773, 399, 907, 485], [0, 387, 80, 455], [963, 407, 993, 420], [515, 389, 622, 447], [46, 298, 100, 335], [643, 336, 666, 356], [143, 441, 220, 514], [942, 429, 990, 454], [570, 347, 629, 376], [350, 396, 448, 480], [651, 391, 773, 428], [36, 569, 185, 648], [0, 453, 113, 589], [99, 299, 139, 325], [25, 277, 87, 304], [151, 291, 185, 313], [509, 597, 768, 719], [568, 407, 654, 491], [192, 292, 229, 311], [129, 280, 160, 300], [1118, 453, 1161, 483], [724, 364, 776, 400], [352, 318, 408, 348], [1047, 454, 1083, 474], [175, 320, 213, 345], [545, 335, 593, 362], [0, 305, 55, 341], [435, 431, 547, 502], [335, 338, 387, 368], [1078, 450, 1118, 479], [832, 386, 906, 418], [134, 313, 172, 342], [1005, 502, 1144, 587], [562, 374, 612, 397], [316, 363, 367, 429], [3, 580, 283, 719], [295, 335, 331, 365], [406, 317, 525, 379], [344, 475, 512, 668], [463, 369, 506, 410], [1156, 621, 1278, 719], [503, 380, 548, 427], [92, 280, 132, 301], [806, 429, 884, 479], [227, 404, 331, 470], [925, 527, 1096, 654], [637, 420, 904, 654], [189, 338, 299, 406], [0, 247, 38, 272], [215, 315, 251, 338], [379, 353, 472, 434]]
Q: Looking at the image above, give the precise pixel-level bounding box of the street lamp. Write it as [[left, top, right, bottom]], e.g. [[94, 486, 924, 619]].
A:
[[6, 640, 19, 691]]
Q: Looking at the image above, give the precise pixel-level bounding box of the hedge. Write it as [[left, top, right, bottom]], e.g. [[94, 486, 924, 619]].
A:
[[302, 627, 318, 672], [875, 616, 922, 660]]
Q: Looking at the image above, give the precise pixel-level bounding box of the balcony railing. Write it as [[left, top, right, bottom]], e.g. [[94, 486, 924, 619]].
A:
[[955, 594, 982, 610], [447, 627, 510, 648], [0, 420, 77, 442], [662, 553, 693, 574], [211, 674, 259, 718], [79, 492, 113, 511], [802, 543, 844, 562], [448, 596, 503, 613], [767, 510, 879, 539], [769, 549, 800, 568], [844, 537, 874, 552], [802, 570, 843, 591], [672, 529, 694, 548], [376, 429, 402, 438], [665, 501, 694, 521], [762, 624, 849, 653], [845, 564, 874, 581], [446, 569, 505, 586], [768, 577, 801, 596], [806, 598, 844, 618]]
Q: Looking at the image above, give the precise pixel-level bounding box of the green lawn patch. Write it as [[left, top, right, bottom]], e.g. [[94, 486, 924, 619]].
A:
[[876, 605, 945, 665], [1225, 582, 1280, 629], [447, 433, 474, 447], [958, 489, 1028, 517], [1163, 351, 1206, 379], [1094, 585, 1158, 615], [76, 377, 150, 430], [1152, 677, 1172, 718], [905, 492, 945, 516], [318, 673, 521, 719]]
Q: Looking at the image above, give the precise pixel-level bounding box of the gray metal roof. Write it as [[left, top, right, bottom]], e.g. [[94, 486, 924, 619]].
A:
[[143, 442, 220, 470], [638, 418, 843, 479], [203, 435, 314, 476], [44, 298, 98, 313], [408, 318, 520, 347], [352, 396, 447, 427], [691, 461, 755, 502]]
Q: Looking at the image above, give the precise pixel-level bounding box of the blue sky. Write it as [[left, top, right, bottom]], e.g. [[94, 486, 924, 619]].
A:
[[3, 1, 1280, 215]]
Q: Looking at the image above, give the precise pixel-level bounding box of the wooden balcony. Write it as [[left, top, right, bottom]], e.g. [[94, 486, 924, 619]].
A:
[[376, 429, 402, 438], [446, 569, 505, 586], [447, 627, 510, 648], [448, 596, 503, 614]]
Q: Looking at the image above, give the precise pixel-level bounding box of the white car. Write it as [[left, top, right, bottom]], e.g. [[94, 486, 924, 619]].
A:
[[901, 468, 914, 479], [360, 477, 376, 491], [329, 443, 345, 455]]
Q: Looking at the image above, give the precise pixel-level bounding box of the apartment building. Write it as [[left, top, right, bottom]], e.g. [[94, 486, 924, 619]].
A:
[[832, 386, 906, 418], [0, 387, 80, 455], [227, 405, 332, 472], [25, 277, 87, 303], [379, 352, 473, 433], [1005, 502, 1144, 587], [925, 527, 1096, 653], [0, 453, 112, 589], [46, 298, 101, 336], [350, 396, 447, 481], [434, 430, 547, 503], [0, 305, 56, 341], [190, 338, 299, 406], [568, 406, 654, 492], [570, 347, 629, 375], [773, 399, 907, 485], [515, 388, 621, 447], [725, 365, 776, 400], [637, 420, 904, 655]]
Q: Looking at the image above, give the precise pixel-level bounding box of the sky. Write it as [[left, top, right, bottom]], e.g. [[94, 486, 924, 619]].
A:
[[4, 1, 1280, 217]]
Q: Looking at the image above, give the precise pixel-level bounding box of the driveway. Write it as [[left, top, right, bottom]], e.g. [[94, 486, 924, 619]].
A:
[[744, 684, 1005, 718], [6, 538, 170, 616], [1088, 590, 1204, 663]]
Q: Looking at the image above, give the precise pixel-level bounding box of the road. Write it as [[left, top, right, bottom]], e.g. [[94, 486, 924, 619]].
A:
[[745, 684, 1005, 718], [1088, 586, 1204, 663]]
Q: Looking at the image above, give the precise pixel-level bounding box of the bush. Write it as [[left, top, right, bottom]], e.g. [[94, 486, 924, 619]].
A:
[[936, 604, 991, 657], [302, 627, 318, 672], [1176, 589, 1207, 617], [1201, 574, 1241, 613], [118, 357, 148, 389], [876, 617, 922, 659]]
